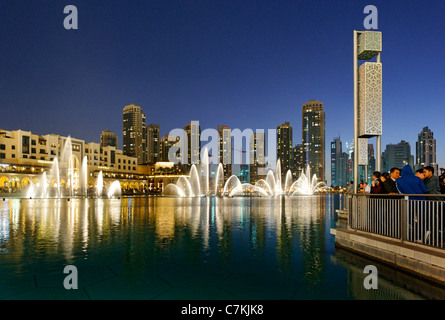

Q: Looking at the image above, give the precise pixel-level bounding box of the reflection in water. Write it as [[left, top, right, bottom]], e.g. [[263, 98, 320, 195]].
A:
[[0, 195, 441, 299]]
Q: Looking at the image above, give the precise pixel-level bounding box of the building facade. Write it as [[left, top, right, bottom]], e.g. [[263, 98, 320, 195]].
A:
[[302, 100, 325, 182], [160, 135, 181, 163], [147, 124, 160, 164], [0, 128, 139, 192], [123, 104, 147, 164], [382, 140, 414, 173], [249, 132, 265, 184], [277, 122, 293, 180], [292, 144, 304, 180], [415, 126, 438, 174], [184, 121, 201, 165], [100, 129, 118, 148], [217, 125, 232, 179]]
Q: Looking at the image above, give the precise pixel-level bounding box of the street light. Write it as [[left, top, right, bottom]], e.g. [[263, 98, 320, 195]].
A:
[[353, 30, 382, 192]]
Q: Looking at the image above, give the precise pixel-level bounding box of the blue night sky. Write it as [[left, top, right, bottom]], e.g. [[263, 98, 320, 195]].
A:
[[1, 0, 445, 180]]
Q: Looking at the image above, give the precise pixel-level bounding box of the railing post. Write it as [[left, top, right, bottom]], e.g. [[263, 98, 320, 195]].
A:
[[401, 196, 408, 242], [348, 194, 354, 229]]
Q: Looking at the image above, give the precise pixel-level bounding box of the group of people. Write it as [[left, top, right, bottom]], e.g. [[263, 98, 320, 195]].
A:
[[347, 165, 445, 199]]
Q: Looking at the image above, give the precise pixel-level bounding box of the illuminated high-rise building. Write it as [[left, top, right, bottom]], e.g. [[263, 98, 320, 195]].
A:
[[100, 129, 118, 148], [292, 144, 304, 180], [249, 132, 265, 184], [123, 104, 147, 164], [147, 124, 160, 164], [415, 126, 438, 174], [277, 122, 293, 180], [184, 121, 201, 165], [302, 99, 325, 181], [217, 125, 232, 178]]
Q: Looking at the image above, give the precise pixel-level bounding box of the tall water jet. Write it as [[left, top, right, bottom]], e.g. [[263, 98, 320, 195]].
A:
[[284, 170, 293, 194], [214, 163, 225, 196], [107, 180, 122, 198], [176, 176, 193, 197], [255, 179, 274, 196], [189, 165, 201, 197], [50, 157, 61, 198], [61, 136, 74, 197], [42, 172, 48, 198], [200, 147, 210, 196], [163, 184, 186, 197], [223, 175, 242, 196], [275, 159, 282, 194], [82, 156, 88, 197], [96, 171, 104, 197], [265, 170, 276, 195], [289, 165, 326, 195]]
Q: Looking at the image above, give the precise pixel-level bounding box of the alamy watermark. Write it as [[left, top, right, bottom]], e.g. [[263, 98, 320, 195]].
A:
[[166, 127, 277, 170], [63, 265, 78, 290], [63, 5, 78, 30], [363, 265, 378, 289], [363, 5, 378, 30]]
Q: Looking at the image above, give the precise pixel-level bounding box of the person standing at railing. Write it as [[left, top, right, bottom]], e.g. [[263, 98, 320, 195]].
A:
[[346, 181, 354, 194], [440, 175, 445, 194], [415, 169, 425, 180], [363, 182, 371, 193], [423, 166, 443, 201], [383, 168, 401, 195], [379, 172, 390, 194], [371, 171, 383, 194], [397, 165, 428, 243], [396, 165, 427, 200]]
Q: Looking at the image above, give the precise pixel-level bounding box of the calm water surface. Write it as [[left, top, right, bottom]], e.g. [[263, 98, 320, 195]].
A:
[[0, 195, 443, 300]]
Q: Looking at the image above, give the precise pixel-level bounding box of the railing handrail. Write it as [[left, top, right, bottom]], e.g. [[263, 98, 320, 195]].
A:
[[346, 193, 444, 249], [349, 193, 444, 198]]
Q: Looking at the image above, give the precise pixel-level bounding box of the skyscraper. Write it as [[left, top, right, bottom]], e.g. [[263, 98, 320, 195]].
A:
[[249, 132, 265, 184], [160, 135, 180, 162], [184, 121, 201, 165], [331, 137, 349, 187], [100, 129, 118, 148], [217, 125, 232, 178], [292, 144, 304, 180], [382, 140, 414, 173], [416, 126, 438, 174], [302, 100, 325, 181], [331, 137, 341, 187], [123, 104, 147, 164], [277, 122, 293, 180], [147, 124, 160, 164]]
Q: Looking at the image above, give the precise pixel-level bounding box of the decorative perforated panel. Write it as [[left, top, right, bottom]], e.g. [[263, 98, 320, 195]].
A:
[[358, 62, 382, 138], [358, 138, 368, 165], [357, 31, 382, 60]]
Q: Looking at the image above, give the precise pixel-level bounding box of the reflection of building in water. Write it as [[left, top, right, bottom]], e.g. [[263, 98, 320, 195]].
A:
[[295, 196, 327, 287], [276, 197, 295, 270], [332, 248, 441, 299], [248, 198, 268, 254]]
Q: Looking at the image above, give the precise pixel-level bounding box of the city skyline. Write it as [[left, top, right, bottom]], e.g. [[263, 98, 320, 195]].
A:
[[1, 1, 445, 183]]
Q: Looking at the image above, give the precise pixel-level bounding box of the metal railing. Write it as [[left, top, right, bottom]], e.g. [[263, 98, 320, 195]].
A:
[[348, 194, 444, 249]]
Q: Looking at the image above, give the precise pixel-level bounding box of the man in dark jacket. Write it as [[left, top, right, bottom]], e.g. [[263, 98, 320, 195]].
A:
[[423, 166, 442, 201], [383, 168, 400, 195], [396, 165, 427, 200]]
